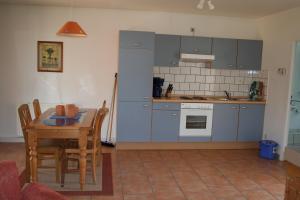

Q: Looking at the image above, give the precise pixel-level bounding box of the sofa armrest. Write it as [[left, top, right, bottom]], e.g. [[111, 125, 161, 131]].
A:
[[21, 183, 68, 200]]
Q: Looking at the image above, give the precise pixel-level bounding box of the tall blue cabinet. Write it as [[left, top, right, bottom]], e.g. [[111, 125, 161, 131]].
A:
[[117, 31, 155, 142]]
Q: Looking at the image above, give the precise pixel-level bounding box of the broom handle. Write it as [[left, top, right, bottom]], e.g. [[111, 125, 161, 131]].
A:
[[107, 73, 117, 141]]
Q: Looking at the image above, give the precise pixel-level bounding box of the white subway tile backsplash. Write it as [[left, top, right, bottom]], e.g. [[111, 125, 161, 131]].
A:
[[215, 76, 225, 83], [180, 83, 190, 91], [234, 77, 244, 84], [190, 83, 200, 90], [225, 77, 234, 84], [185, 75, 196, 82], [153, 66, 160, 74], [164, 74, 174, 82], [191, 67, 201, 75], [180, 67, 191, 74], [206, 76, 215, 83], [153, 63, 269, 98], [230, 84, 238, 92], [175, 75, 185, 82], [196, 75, 206, 83], [170, 67, 181, 74], [159, 67, 170, 74]]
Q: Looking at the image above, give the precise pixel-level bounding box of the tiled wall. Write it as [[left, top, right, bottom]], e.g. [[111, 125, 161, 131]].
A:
[[153, 62, 268, 98]]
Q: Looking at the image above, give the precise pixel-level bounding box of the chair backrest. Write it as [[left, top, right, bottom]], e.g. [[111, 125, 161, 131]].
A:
[[92, 101, 109, 149], [18, 104, 32, 149], [0, 160, 22, 200], [33, 99, 42, 119]]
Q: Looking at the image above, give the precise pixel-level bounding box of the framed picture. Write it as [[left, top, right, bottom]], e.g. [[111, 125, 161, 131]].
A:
[[37, 41, 63, 72]]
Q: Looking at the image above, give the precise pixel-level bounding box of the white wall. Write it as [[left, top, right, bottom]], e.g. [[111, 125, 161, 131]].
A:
[[0, 4, 260, 140], [258, 7, 300, 159]]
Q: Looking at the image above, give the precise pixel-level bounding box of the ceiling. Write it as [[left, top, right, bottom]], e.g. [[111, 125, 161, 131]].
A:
[[1, 0, 300, 18]]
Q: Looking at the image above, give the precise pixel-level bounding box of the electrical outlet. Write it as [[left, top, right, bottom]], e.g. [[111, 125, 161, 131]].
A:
[[263, 133, 268, 139], [190, 27, 195, 33]]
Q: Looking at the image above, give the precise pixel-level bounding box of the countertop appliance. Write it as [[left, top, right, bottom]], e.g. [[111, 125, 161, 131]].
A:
[[180, 103, 213, 137], [153, 77, 164, 98]]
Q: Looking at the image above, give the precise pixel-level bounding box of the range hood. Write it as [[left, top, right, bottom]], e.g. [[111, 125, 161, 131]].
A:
[[180, 53, 215, 63]]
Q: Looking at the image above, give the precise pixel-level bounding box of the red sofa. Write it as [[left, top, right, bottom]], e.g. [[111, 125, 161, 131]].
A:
[[0, 160, 68, 200]]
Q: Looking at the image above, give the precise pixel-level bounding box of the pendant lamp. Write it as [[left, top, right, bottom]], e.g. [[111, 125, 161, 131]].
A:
[[57, 21, 87, 37]]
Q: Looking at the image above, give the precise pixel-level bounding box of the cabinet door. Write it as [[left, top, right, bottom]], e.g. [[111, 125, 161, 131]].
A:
[[118, 48, 153, 101], [212, 38, 237, 69], [238, 104, 265, 141], [152, 110, 180, 142], [117, 101, 152, 142], [180, 36, 212, 55], [212, 104, 239, 141], [120, 31, 155, 50], [154, 34, 180, 67], [237, 40, 263, 70]]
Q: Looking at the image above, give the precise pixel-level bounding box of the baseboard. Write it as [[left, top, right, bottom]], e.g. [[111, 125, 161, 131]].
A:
[[0, 137, 24, 143], [116, 142, 259, 150]]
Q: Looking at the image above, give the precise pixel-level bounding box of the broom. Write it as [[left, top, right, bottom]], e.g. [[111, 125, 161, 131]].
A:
[[101, 73, 117, 147]]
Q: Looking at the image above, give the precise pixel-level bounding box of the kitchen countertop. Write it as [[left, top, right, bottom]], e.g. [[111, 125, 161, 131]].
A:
[[153, 96, 266, 104]]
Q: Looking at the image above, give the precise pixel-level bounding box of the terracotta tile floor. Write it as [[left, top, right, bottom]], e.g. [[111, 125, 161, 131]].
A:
[[0, 143, 287, 200]]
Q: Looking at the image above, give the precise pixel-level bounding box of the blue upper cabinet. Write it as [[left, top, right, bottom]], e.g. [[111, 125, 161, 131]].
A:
[[237, 39, 263, 70], [212, 104, 239, 141], [180, 36, 212, 55], [154, 34, 181, 67], [120, 31, 155, 50], [212, 38, 237, 69], [118, 31, 155, 101], [238, 104, 265, 141]]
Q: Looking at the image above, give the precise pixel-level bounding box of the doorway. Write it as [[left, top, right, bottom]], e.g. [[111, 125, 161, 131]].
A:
[[288, 41, 300, 146]]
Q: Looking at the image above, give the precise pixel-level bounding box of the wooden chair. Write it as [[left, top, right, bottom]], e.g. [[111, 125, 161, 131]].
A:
[[285, 162, 300, 200], [61, 101, 109, 186], [33, 99, 42, 119], [18, 104, 62, 183]]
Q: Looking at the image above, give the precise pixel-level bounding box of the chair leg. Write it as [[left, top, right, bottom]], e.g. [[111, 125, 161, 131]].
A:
[[60, 154, 67, 187], [55, 151, 60, 183], [92, 151, 97, 184]]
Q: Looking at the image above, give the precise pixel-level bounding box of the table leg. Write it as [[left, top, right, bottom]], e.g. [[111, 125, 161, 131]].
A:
[[79, 131, 88, 190], [28, 131, 38, 182]]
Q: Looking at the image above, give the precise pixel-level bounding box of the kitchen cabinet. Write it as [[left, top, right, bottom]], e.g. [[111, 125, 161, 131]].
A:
[[152, 109, 180, 142], [238, 104, 265, 141], [154, 34, 181, 67], [212, 38, 237, 69], [212, 104, 239, 141], [118, 48, 154, 101], [117, 31, 154, 142], [180, 36, 212, 55], [117, 101, 152, 142], [120, 30, 155, 50], [237, 39, 263, 70]]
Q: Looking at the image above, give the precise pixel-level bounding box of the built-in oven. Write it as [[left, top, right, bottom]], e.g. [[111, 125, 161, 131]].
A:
[[179, 103, 213, 137]]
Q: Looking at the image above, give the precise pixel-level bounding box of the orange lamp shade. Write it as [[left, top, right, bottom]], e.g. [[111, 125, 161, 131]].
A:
[[57, 21, 87, 37]]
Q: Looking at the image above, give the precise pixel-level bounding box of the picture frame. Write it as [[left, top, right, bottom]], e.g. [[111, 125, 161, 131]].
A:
[[37, 41, 63, 72]]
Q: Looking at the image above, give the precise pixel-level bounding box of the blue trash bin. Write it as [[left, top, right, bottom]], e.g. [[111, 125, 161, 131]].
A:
[[259, 140, 278, 160]]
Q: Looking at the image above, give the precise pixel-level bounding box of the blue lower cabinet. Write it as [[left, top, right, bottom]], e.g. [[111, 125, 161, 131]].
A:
[[212, 104, 239, 141], [151, 110, 180, 142], [117, 101, 152, 142], [238, 104, 265, 141]]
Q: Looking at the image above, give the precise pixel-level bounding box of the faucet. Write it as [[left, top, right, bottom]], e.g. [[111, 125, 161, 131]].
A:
[[224, 91, 231, 100]]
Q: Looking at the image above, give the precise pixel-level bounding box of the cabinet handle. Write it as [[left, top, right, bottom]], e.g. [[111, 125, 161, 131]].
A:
[[143, 97, 150, 99], [231, 107, 237, 109], [164, 105, 169, 107], [241, 106, 247, 109], [143, 104, 149, 107], [228, 64, 233, 67], [171, 113, 177, 116], [132, 42, 141, 47], [193, 48, 199, 52]]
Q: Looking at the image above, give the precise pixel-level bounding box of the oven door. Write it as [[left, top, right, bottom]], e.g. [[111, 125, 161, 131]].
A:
[[179, 108, 213, 137]]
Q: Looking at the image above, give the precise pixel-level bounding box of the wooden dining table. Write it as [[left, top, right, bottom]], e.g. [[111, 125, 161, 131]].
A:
[[27, 108, 97, 190]]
